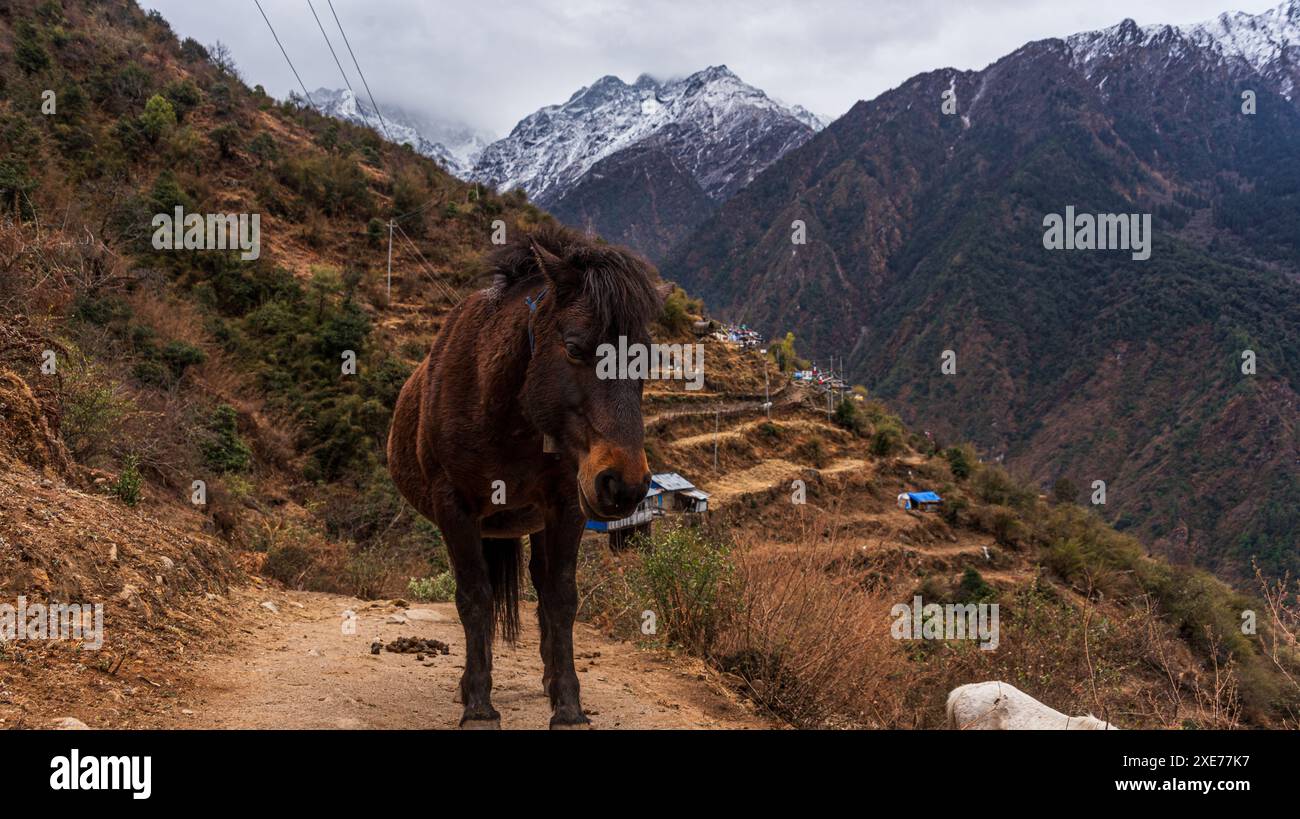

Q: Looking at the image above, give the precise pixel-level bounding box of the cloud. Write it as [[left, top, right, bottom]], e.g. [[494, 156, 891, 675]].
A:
[[147, 0, 1284, 136]]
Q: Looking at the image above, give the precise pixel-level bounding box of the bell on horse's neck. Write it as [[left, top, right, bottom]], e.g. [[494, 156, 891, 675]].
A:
[[542, 434, 558, 454]]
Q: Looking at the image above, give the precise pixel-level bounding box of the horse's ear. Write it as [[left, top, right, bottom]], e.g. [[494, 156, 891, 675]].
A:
[[532, 239, 580, 300]]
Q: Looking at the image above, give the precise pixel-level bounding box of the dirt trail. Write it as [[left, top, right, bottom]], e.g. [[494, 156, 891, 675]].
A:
[[164, 586, 770, 730]]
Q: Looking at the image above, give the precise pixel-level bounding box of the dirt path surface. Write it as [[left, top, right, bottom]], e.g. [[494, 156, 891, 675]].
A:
[[165, 586, 771, 730]]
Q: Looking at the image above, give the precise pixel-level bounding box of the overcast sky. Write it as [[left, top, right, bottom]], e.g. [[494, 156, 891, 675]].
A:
[[146, 0, 1282, 137]]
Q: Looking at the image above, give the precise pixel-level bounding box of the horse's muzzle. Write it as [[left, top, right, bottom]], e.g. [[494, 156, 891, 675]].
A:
[[583, 469, 651, 521]]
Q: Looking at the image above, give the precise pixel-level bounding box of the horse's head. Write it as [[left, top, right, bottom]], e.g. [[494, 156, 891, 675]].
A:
[[505, 227, 662, 521]]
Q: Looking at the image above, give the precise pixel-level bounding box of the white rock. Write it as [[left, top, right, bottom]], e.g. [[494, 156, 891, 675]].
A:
[[404, 608, 447, 623], [51, 717, 90, 730]]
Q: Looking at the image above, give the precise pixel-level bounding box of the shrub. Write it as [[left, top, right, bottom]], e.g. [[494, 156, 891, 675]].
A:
[[972, 465, 1036, 511], [870, 420, 905, 457], [15, 22, 50, 75], [61, 361, 134, 464], [768, 331, 806, 373], [132, 360, 171, 387], [656, 287, 695, 335], [263, 543, 316, 588], [163, 79, 203, 121], [139, 94, 177, 143], [408, 572, 456, 603], [957, 568, 997, 603], [1052, 477, 1079, 505], [201, 404, 251, 473], [211, 123, 240, 159], [833, 398, 868, 437], [109, 456, 143, 506], [248, 132, 279, 164], [943, 445, 976, 480], [161, 340, 206, 378], [630, 524, 738, 655]]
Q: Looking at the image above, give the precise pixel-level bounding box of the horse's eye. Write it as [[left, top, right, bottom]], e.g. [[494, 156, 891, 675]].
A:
[[565, 342, 584, 360]]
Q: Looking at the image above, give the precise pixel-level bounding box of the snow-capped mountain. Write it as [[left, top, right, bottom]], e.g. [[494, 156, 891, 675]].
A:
[[471, 66, 826, 207], [312, 88, 492, 177], [663, 2, 1300, 580], [1066, 0, 1300, 98]]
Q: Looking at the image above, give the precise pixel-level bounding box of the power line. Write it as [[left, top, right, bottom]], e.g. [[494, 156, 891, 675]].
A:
[[393, 223, 461, 306], [306, 0, 366, 115], [253, 0, 318, 112], [326, 0, 391, 141]]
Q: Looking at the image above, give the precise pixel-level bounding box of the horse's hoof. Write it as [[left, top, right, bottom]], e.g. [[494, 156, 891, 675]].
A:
[[460, 717, 502, 730], [550, 716, 593, 730]]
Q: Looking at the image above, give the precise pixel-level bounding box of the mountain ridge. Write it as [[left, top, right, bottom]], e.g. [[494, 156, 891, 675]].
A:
[[469, 65, 825, 260], [660, 1, 1300, 581]]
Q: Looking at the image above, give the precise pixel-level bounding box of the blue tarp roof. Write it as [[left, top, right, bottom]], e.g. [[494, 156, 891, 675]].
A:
[[908, 491, 943, 503]]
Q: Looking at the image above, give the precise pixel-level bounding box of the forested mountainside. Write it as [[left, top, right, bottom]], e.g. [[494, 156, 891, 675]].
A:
[[663, 2, 1300, 582]]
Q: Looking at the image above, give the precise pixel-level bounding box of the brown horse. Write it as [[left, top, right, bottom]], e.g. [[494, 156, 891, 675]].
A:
[[387, 223, 660, 729]]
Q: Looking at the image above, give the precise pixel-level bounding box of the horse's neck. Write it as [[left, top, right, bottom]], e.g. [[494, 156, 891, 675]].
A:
[[476, 298, 531, 418]]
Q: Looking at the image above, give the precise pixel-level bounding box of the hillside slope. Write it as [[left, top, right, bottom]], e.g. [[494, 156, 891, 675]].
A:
[[584, 342, 1300, 728]]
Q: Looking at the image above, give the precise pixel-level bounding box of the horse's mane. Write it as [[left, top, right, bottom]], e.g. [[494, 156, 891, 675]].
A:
[[486, 223, 660, 336]]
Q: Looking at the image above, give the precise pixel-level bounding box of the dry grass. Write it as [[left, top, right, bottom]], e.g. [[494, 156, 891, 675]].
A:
[[578, 499, 1259, 729]]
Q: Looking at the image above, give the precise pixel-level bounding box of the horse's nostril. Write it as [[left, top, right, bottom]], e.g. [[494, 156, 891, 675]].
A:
[[594, 468, 645, 513], [595, 468, 621, 508]]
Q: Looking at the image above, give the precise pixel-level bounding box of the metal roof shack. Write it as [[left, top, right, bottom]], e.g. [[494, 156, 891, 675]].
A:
[[897, 491, 943, 511]]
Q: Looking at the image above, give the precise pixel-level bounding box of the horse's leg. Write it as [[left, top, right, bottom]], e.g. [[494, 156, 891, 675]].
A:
[[526, 530, 554, 694], [437, 500, 499, 728], [540, 505, 589, 728]]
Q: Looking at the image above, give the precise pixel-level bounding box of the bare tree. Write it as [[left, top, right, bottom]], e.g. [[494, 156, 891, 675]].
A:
[[208, 40, 241, 80]]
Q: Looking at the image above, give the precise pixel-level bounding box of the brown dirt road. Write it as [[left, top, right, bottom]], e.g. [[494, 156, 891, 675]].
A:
[[162, 586, 772, 730]]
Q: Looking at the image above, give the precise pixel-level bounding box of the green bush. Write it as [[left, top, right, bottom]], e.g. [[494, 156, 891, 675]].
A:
[[211, 123, 240, 158], [943, 445, 975, 480], [408, 572, 456, 603], [957, 568, 997, 603], [656, 287, 697, 335], [139, 94, 177, 143], [61, 361, 134, 464], [201, 404, 251, 473], [109, 456, 143, 507], [15, 22, 50, 75], [163, 79, 202, 120], [161, 340, 206, 377], [870, 420, 905, 456], [630, 524, 738, 655], [833, 398, 868, 437]]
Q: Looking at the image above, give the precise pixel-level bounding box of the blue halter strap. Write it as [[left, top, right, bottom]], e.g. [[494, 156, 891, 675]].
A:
[[524, 286, 549, 354]]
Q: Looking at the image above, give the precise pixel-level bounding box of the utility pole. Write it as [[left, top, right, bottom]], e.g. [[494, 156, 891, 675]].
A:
[[713, 407, 720, 471], [759, 347, 771, 418], [386, 219, 395, 301]]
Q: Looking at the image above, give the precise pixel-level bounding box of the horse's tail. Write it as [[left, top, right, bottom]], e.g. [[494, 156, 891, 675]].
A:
[[483, 537, 522, 645]]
